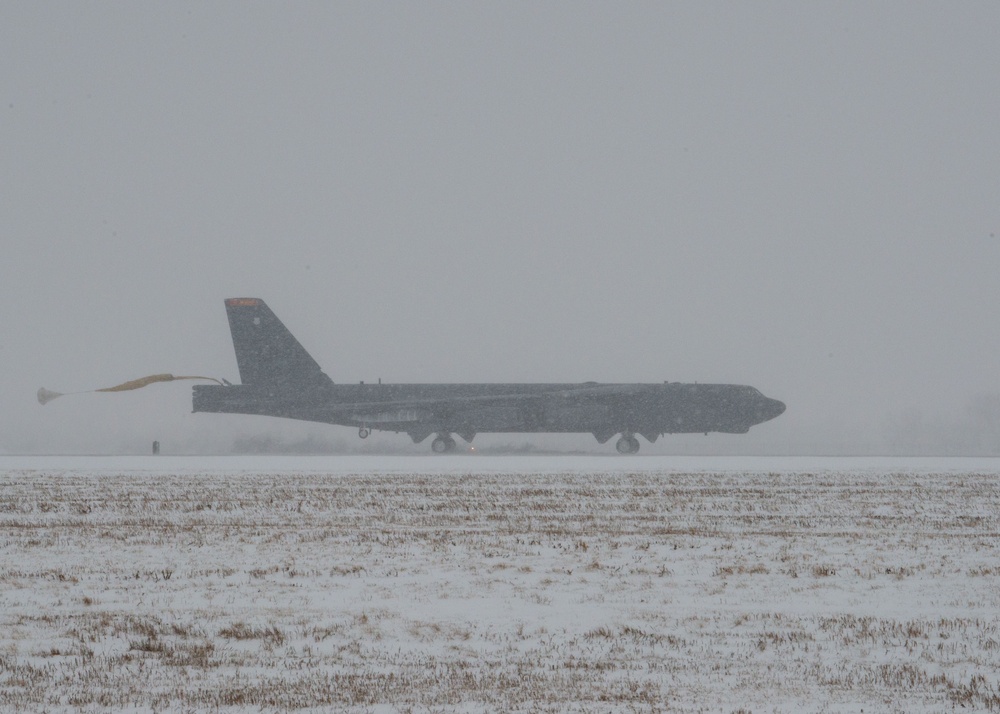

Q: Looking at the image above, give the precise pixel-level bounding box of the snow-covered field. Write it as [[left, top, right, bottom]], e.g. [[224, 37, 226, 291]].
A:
[[2, 455, 1000, 712]]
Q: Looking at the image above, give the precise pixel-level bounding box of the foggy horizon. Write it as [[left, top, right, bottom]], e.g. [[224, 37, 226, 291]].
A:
[[2, 3, 998, 456]]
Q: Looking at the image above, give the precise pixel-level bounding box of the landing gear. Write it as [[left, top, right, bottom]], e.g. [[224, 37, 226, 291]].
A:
[[616, 434, 640, 454], [431, 434, 457, 453], [358, 427, 370, 439]]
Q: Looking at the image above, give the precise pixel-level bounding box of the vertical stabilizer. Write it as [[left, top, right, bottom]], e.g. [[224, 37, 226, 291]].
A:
[[224, 298, 330, 388]]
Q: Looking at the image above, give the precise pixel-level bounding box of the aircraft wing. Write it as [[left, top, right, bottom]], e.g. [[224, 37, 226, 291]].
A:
[[326, 390, 546, 417], [325, 383, 644, 416]]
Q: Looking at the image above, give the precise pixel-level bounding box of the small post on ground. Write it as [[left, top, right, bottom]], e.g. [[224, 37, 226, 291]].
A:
[[152, 440, 160, 455]]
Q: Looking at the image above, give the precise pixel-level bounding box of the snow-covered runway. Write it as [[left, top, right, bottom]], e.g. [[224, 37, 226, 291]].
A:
[[2, 456, 999, 711]]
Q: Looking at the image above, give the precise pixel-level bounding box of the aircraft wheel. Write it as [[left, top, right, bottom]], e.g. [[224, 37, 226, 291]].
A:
[[431, 435, 456, 453], [358, 427, 370, 439], [616, 435, 640, 454]]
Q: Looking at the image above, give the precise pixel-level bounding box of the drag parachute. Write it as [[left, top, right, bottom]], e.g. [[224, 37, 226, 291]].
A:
[[38, 374, 222, 405]]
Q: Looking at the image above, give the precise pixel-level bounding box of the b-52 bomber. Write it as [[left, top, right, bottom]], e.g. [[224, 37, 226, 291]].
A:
[[192, 298, 786, 453]]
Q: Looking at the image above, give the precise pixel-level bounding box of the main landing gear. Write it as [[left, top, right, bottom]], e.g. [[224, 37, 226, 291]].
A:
[[431, 434, 457, 453], [616, 433, 640, 454]]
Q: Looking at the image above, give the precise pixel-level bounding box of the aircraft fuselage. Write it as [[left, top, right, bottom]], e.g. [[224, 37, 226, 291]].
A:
[[192, 298, 786, 453], [194, 380, 785, 445]]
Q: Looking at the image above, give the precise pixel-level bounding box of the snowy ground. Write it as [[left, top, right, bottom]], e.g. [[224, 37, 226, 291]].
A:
[[2, 455, 1000, 712]]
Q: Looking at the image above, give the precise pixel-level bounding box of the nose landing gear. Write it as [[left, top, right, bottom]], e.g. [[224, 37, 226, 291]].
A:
[[358, 427, 370, 439], [615, 434, 640, 454]]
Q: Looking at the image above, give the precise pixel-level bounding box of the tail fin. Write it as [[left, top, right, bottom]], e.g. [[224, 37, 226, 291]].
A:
[[224, 298, 331, 388]]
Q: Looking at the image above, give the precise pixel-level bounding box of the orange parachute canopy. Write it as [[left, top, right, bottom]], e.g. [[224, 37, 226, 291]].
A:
[[94, 373, 221, 392], [38, 374, 221, 405]]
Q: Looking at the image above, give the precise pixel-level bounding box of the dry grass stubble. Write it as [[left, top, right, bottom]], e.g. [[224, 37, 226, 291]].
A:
[[1, 469, 1000, 711]]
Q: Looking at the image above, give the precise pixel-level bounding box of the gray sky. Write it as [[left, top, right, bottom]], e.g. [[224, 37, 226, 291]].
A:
[[2, 2, 998, 453]]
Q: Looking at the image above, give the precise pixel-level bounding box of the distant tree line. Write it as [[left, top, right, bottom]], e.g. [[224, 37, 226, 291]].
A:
[[885, 392, 1000, 455], [231, 433, 343, 454]]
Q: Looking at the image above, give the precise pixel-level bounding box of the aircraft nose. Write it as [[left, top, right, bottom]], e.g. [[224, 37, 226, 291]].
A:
[[756, 397, 786, 422]]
